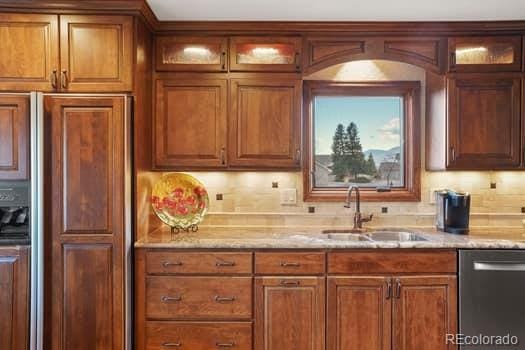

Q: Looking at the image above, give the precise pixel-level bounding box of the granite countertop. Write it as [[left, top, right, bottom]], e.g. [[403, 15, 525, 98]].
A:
[[135, 225, 525, 249]]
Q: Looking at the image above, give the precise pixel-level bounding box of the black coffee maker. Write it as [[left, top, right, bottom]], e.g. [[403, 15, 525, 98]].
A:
[[435, 190, 471, 234]]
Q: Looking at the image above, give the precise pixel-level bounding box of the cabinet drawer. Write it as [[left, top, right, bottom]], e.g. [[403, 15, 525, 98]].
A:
[[146, 276, 252, 320], [328, 250, 457, 274], [145, 322, 252, 350], [146, 252, 253, 274], [255, 252, 325, 275]]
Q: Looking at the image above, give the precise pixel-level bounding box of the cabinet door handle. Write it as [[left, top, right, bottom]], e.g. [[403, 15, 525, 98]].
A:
[[294, 52, 301, 70], [450, 52, 456, 67], [162, 261, 183, 267], [386, 278, 392, 299], [214, 295, 236, 302], [395, 279, 401, 299], [162, 342, 182, 347], [280, 261, 300, 267], [220, 147, 226, 165], [216, 342, 235, 348], [216, 260, 236, 267], [161, 295, 182, 303], [51, 69, 58, 89], [280, 280, 300, 287], [221, 51, 226, 70], [450, 147, 456, 162], [61, 70, 68, 89], [295, 149, 301, 164]]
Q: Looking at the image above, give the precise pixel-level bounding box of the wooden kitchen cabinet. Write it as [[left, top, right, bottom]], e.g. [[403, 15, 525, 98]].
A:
[[44, 96, 126, 350], [254, 276, 325, 350], [155, 36, 228, 72], [449, 36, 522, 72], [153, 76, 228, 169], [0, 246, 29, 350], [0, 14, 132, 92], [59, 15, 133, 92], [393, 276, 457, 350], [0, 13, 59, 91], [229, 77, 302, 168], [229, 36, 302, 72], [0, 95, 29, 180], [447, 74, 522, 169], [327, 276, 391, 350]]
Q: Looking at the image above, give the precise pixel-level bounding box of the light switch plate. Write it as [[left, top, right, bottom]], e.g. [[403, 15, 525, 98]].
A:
[[280, 188, 297, 205], [429, 188, 440, 204]]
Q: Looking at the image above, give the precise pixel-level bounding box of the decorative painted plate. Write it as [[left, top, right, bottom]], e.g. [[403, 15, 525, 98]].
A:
[[150, 173, 209, 230]]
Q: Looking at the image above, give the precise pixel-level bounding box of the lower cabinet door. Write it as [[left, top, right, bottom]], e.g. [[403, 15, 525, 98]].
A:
[[327, 276, 392, 350], [145, 322, 252, 350], [0, 247, 29, 350], [254, 276, 325, 350], [392, 275, 457, 350]]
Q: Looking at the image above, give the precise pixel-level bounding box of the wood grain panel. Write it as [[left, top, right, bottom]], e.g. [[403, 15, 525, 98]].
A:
[[62, 244, 114, 350], [254, 277, 325, 350], [146, 322, 252, 350], [60, 15, 133, 92], [327, 277, 390, 350], [328, 250, 457, 274], [393, 275, 457, 350], [146, 276, 252, 320], [62, 105, 114, 233], [255, 252, 325, 275], [0, 13, 59, 91], [0, 95, 28, 180], [0, 247, 29, 350], [146, 251, 253, 274], [383, 38, 446, 73], [44, 96, 125, 350], [306, 37, 366, 70], [153, 77, 228, 169], [447, 74, 521, 169], [229, 77, 301, 168]]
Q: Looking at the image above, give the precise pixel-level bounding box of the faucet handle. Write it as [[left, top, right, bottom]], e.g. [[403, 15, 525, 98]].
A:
[[361, 214, 374, 223]]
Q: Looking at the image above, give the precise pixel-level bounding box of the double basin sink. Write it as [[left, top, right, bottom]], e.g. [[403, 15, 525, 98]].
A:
[[322, 229, 428, 242]]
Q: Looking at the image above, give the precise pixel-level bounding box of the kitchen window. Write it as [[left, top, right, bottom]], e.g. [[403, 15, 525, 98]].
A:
[[303, 81, 421, 201]]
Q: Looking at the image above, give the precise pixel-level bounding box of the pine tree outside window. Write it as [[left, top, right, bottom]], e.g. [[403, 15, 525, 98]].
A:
[[303, 81, 421, 202]]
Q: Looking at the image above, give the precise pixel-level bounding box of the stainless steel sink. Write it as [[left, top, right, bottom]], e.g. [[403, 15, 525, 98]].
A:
[[322, 229, 428, 242], [365, 231, 427, 242]]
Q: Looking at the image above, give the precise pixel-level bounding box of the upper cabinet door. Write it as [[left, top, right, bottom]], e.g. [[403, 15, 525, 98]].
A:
[[447, 75, 522, 169], [0, 95, 29, 180], [449, 36, 522, 72], [155, 36, 228, 72], [59, 15, 133, 92], [229, 77, 302, 168], [154, 77, 228, 169], [230, 36, 302, 72], [0, 13, 59, 91]]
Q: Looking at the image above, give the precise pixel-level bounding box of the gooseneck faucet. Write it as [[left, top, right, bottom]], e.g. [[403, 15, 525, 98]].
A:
[[345, 186, 373, 230]]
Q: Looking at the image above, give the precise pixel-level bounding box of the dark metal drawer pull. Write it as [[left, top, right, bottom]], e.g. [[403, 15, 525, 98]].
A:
[[280, 280, 300, 287], [162, 261, 183, 267], [216, 260, 236, 267], [395, 279, 401, 299], [216, 342, 235, 348], [162, 342, 181, 347], [214, 295, 236, 302], [161, 295, 182, 303], [386, 278, 392, 300], [280, 262, 300, 267]]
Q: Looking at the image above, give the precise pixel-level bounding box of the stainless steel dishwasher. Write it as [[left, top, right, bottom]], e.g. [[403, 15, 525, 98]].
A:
[[460, 250, 525, 349]]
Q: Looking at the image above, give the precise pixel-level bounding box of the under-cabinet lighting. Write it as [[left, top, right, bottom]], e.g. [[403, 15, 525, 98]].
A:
[[183, 46, 210, 55], [251, 47, 280, 56], [456, 46, 488, 55]]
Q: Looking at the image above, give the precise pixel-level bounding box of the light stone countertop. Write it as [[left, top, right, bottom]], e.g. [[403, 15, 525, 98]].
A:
[[135, 225, 525, 249]]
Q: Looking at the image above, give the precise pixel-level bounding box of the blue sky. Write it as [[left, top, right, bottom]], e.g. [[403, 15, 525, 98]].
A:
[[314, 96, 403, 154]]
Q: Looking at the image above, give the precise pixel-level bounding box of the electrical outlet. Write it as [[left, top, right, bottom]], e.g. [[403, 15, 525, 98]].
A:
[[280, 188, 297, 205], [429, 188, 440, 204]]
